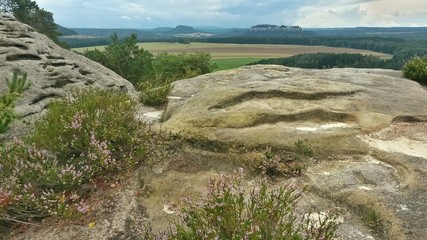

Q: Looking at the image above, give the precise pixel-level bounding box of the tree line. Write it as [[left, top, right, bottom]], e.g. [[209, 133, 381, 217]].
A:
[[201, 36, 427, 70], [252, 53, 392, 69]]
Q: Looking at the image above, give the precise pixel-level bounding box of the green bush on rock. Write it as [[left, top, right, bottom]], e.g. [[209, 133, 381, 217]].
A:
[[402, 55, 427, 84], [0, 70, 30, 133]]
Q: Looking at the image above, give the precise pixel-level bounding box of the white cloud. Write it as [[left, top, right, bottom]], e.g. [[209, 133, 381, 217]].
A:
[[294, 0, 427, 27], [35, 0, 427, 28], [121, 16, 131, 20]]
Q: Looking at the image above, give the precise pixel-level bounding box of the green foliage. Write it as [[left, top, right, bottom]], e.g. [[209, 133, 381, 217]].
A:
[[253, 140, 314, 178], [153, 52, 216, 82], [83, 34, 154, 87], [6, 70, 31, 95], [29, 89, 148, 169], [139, 51, 216, 106], [83, 35, 216, 106], [402, 55, 427, 84], [360, 207, 380, 229], [0, 70, 30, 133], [212, 58, 264, 71], [0, 0, 65, 46], [253, 53, 390, 69], [144, 171, 339, 239], [139, 81, 172, 106], [295, 139, 314, 162], [0, 89, 150, 222]]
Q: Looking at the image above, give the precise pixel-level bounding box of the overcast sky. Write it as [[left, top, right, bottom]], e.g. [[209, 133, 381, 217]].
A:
[[36, 0, 427, 28]]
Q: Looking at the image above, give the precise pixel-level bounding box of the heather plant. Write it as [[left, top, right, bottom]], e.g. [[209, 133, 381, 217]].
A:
[[0, 140, 85, 221], [0, 70, 31, 133], [146, 170, 339, 239], [402, 55, 427, 84], [0, 89, 150, 224], [254, 140, 314, 178], [28, 88, 148, 170]]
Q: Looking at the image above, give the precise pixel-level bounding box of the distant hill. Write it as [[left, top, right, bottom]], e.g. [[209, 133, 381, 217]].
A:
[[308, 27, 427, 39], [150, 27, 174, 33], [216, 25, 316, 38], [56, 24, 78, 36], [167, 25, 198, 34], [214, 28, 247, 38]]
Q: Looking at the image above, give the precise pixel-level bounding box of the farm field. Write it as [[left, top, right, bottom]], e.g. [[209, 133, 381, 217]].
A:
[[73, 42, 392, 70], [74, 42, 391, 59]]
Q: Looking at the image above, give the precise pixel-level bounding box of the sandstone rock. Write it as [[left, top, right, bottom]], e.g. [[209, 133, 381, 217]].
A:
[[162, 65, 427, 155], [159, 65, 427, 239], [0, 13, 137, 125], [6, 62, 427, 239]]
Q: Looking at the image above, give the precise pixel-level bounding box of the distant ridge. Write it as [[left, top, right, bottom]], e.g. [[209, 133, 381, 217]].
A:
[[56, 24, 78, 36], [167, 25, 198, 34], [70, 28, 167, 40]]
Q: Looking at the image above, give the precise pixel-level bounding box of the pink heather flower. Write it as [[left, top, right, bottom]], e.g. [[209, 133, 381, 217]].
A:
[[70, 112, 82, 129], [0, 189, 13, 206], [77, 201, 90, 214]]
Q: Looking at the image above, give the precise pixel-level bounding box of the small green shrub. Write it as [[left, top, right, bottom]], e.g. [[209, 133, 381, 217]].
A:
[[360, 207, 381, 230], [402, 55, 427, 84], [253, 140, 314, 178], [144, 170, 339, 239], [0, 70, 31, 133], [0, 89, 150, 222], [139, 81, 172, 107]]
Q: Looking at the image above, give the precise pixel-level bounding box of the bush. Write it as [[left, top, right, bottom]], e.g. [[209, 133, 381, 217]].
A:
[[402, 55, 427, 84], [253, 140, 314, 178], [139, 81, 173, 107], [83, 34, 154, 87], [29, 88, 149, 173], [144, 170, 339, 239], [153, 52, 216, 83], [0, 70, 30, 133], [0, 89, 150, 222]]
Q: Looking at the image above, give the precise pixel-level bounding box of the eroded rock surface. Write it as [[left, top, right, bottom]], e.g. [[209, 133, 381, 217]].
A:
[[159, 65, 427, 239], [0, 13, 136, 124], [162, 65, 426, 154]]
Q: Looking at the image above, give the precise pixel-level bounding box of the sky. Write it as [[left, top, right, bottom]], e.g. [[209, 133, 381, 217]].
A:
[[35, 0, 427, 29]]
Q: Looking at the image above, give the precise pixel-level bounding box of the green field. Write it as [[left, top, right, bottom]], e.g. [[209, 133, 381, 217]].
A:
[[211, 58, 264, 71], [74, 42, 392, 70]]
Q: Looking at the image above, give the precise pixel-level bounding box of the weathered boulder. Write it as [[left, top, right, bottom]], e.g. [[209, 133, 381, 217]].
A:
[[162, 65, 427, 154], [159, 65, 427, 239], [0, 13, 136, 123]]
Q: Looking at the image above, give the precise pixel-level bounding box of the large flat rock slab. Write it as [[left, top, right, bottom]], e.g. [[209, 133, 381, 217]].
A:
[[162, 65, 427, 154]]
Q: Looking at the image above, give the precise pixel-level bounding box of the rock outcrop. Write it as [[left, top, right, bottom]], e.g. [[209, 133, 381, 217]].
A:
[[3, 13, 427, 239], [158, 65, 427, 239], [0, 13, 136, 123], [162, 65, 427, 154], [7, 65, 427, 239]]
